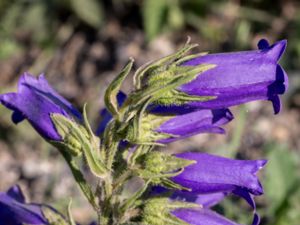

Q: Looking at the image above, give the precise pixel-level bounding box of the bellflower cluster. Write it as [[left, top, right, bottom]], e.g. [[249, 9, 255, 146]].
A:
[[0, 38, 287, 225]]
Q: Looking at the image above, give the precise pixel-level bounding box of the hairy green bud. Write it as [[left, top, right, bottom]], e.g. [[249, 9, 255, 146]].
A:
[[144, 151, 196, 174], [51, 114, 108, 177], [142, 198, 199, 225], [136, 152, 195, 190], [123, 114, 174, 145]]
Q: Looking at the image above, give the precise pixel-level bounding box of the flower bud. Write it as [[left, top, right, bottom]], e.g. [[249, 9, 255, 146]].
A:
[[142, 198, 199, 225]]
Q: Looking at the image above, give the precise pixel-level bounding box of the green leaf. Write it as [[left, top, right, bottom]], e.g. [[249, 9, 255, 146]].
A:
[[168, 3, 184, 30], [105, 58, 134, 118], [70, 0, 103, 28], [274, 184, 300, 225], [20, 2, 51, 44], [143, 0, 168, 41]]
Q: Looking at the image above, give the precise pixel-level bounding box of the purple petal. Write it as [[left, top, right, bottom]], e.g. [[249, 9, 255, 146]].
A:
[[149, 104, 201, 115], [150, 186, 226, 208], [195, 193, 227, 208], [19, 73, 82, 120], [0, 188, 47, 224], [232, 188, 256, 209], [172, 153, 267, 196], [172, 191, 227, 208], [257, 39, 270, 50], [0, 185, 66, 225], [178, 40, 288, 114], [0, 73, 81, 141], [6, 185, 25, 203], [156, 109, 233, 143], [252, 213, 260, 225], [172, 208, 240, 225]]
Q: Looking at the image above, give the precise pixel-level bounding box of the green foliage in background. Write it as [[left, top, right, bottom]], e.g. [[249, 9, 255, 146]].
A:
[[264, 144, 300, 225], [0, 0, 103, 59], [1, 0, 300, 70]]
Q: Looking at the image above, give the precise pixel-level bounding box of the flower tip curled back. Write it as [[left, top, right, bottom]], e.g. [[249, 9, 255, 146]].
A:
[[6, 185, 25, 203], [259, 39, 288, 114], [265, 39, 287, 60]]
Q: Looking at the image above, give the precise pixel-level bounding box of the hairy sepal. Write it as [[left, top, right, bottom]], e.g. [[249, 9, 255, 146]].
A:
[[137, 152, 195, 190], [142, 198, 200, 225], [51, 113, 108, 177]]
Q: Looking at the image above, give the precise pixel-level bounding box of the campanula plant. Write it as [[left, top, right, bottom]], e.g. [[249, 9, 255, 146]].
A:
[[0, 38, 288, 225]]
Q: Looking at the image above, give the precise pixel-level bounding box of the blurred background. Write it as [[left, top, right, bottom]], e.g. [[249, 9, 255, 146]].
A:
[[0, 0, 299, 224]]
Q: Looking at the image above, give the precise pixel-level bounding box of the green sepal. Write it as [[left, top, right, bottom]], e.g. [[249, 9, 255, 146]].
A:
[[120, 113, 177, 145], [83, 104, 102, 158], [133, 37, 198, 89], [117, 63, 215, 131], [51, 114, 109, 177], [105, 58, 134, 118], [136, 152, 195, 191], [129, 38, 215, 107], [120, 180, 151, 213], [175, 52, 208, 65], [126, 145, 154, 166], [142, 198, 200, 225], [138, 169, 189, 191], [50, 115, 83, 157], [41, 206, 68, 225], [144, 151, 196, 174], [123, 63, 216, 113]]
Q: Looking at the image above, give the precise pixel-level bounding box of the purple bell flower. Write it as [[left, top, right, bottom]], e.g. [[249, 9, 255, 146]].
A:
[[152, 187, 259, 225], [0, 185, 57, 225], [172, 152, 267, 196], [155, 108, 233, 143], [150, 151, 265, 224], [170, 189, 260, 225], [0, 73, 82, 141], [96, 92, 233, 143], [178, 39, 288, 114]]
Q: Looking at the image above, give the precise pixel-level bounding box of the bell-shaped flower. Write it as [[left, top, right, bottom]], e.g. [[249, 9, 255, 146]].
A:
[[171, 152, 267, 196], [151, 187, 260, 225], [155, 108, 233, 143], [0, 73, 82, 141], [170, 190, 260, 225], [177, 39, 287, 114], [96, 92, 233, 144]]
